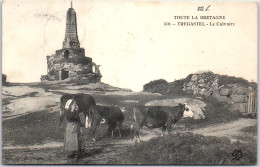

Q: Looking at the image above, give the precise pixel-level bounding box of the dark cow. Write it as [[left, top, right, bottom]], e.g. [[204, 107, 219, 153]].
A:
[[131, 103, 189, 142], [87, 105, 124, 142], [60, 93, 96, 127]]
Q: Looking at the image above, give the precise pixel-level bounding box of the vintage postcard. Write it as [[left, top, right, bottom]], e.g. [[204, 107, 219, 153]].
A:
[[2, 0, 258, 165]]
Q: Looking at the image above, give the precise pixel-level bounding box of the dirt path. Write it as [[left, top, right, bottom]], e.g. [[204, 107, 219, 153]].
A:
[[3, 118, 255, 150], [190, 118, 257, 142], [2, 118, 256, 164]]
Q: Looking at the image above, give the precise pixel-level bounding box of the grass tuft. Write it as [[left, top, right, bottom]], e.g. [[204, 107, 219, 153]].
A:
[[114, 132, 256, 165]]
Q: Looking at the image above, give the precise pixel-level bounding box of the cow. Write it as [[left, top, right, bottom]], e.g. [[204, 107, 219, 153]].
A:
[[87, 105, 124, 142], [60, 93, 96, 127], [131, 103, 189, 143]]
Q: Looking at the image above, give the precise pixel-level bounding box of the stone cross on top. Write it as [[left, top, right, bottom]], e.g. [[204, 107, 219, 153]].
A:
[[63, 0, 80, 49]]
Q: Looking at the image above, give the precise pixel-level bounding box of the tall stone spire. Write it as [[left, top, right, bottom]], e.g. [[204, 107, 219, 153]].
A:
[[63, 1, 80, 49]]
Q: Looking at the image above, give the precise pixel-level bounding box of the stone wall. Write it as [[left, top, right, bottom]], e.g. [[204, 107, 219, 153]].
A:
[[183, 72, 256, 113]]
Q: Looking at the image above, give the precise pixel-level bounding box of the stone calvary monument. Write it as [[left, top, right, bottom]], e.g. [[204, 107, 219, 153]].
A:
[[41, 2, 102, 82]]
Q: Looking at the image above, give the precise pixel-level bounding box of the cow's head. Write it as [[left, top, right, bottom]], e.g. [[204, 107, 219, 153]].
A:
[[178, 103, 194, 118], [182, 103, 194, 118], [178, 103, 189, 111]]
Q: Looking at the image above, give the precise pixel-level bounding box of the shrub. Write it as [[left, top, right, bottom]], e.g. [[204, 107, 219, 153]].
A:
[[143, 79, 168, 94], [167, 79, 188, 95], [218, 75, 249, 86], [2, 74, 7, 86], [184, 73, 193, 81], [249, 82, 257, 91]]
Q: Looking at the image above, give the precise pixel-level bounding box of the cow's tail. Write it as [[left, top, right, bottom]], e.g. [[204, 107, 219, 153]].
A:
[[133, 107, 137, 123], [87, 105, 94, 128], [131, 107, 137, 141], [131, 108, 137, 129]]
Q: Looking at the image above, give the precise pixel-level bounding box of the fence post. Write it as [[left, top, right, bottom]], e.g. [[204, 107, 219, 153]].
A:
[[247, 92, 257, 116]]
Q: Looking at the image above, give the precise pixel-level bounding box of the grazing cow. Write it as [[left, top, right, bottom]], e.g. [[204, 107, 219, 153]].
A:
[[131, 103, 189, 142], [60, 93, 96, 127], [87, 105, 124, 142]]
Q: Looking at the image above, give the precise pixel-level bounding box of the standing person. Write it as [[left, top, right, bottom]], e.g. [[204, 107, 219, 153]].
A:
[[62, 99, 83, 160]]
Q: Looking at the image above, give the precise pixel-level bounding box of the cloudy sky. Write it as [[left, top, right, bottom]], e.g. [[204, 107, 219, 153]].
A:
[[2, 0, 257, 91]]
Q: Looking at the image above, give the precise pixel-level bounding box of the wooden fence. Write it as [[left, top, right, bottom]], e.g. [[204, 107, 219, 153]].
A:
[[247, 92, 257, 116]]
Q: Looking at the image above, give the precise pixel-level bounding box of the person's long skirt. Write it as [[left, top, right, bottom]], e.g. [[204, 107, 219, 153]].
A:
[[64, 122, 81, 157]]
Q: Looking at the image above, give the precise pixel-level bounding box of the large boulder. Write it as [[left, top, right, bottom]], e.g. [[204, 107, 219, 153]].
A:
[[204, 91, 212, 97], [212, 94, 233, 104], [187, 82, 193, 87], [219, 88, 232, 96], [204, 81, 212, 88], [193, 81, 198, 86], [198, 83, 206, 88], [198, 79, 205, 84], [186, 104, 206, 119], [192, 86, 199, 95], [191, 75, 198, 81], [212, 82, 219, 95], [198, 88, 207, 95], [231, 103, 248, 113], [231, 95, 247, 103]]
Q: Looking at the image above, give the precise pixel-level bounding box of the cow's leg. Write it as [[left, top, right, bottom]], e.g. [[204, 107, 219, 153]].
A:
[[85, 116, 89, 128], [166, 120, 172, 134], [90, 120, 99, 142], [167, 119, 177, 134], [132, 126, 142, 143], [132, 123, 145, 143], [130, 123, 136, 141], [161, 125, 167, 137], [108, 123, 117, 138], [133, 118, 146, 141], [137, 131, 143, 142], [118, 121, 123, 138], [134, 132, 138, 143], [59, 113, 65, 127], [132, 129, 138, 143], [132, 128, 139, 142], [59, 107, 65, 128], [107, 126, 113, 137]]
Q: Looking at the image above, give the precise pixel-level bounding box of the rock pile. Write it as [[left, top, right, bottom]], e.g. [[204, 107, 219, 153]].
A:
[[183, 72, 256, 113]]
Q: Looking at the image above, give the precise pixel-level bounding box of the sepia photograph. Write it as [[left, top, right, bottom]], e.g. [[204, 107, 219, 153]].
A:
[[2, 0, 258, 165]]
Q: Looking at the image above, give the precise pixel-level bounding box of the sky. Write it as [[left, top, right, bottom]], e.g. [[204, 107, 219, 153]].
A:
[[2, 0, 258, 91]]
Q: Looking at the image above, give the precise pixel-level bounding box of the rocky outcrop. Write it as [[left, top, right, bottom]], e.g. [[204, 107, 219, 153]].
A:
[[183, 72, 257, 113]]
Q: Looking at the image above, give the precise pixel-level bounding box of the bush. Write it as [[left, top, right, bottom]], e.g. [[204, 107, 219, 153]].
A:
[[218, 75, 249, 86], [2, 74, 7, 86], [143, 79, 168, 94], [167, 79, 188, 95], [249, 82, 257, 91]]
